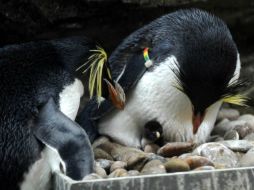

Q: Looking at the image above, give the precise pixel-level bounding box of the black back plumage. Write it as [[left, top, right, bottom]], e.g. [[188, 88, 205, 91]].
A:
[[0, 36, 95, 189]]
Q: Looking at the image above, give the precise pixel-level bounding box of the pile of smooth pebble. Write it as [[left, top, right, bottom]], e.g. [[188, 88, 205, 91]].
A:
[[83, 108, 254, 180]]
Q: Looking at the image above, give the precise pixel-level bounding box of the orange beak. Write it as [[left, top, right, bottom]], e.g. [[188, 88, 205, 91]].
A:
[[192, 112, 205, 134], [104, 79, 125, 110]]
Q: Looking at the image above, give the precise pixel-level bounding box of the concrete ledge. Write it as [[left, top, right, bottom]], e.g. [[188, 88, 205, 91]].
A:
[[54, 167, 254, 190]]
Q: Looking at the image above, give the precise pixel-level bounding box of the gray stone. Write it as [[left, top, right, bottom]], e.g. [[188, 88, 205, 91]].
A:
[[95, 164, 107, 178], [234, 123, 253, 139], [108, 168, 128, 178], [96, 159, 114, 173], [220, 140, 254, 152], [164, 158, 190, 172], [92, 136, 110, 149], [217, 108, 240, 121], [95, 138, 149, 171], [238, 114, 254, 130], [244, 133, 254, 141], [147, 153, 168, 163], [193, 143, 238, 168], [82, 173, 103, 180], [212, 119, 232, 136], [223, 130, 239, 140], [127, 170, 140, 176], [110, 161, 127, 173], [144, 144, 160, 153], [94, 148, 114, 160], [141, 160, 166, 175], [208, 135, 224, 142], [239, 148, 254, 167]]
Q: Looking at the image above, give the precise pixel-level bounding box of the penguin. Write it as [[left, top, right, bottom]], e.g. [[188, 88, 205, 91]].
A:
[[143, 120, 163, 146], [79, 9, 247, 149], [0, 36, 125, 190]]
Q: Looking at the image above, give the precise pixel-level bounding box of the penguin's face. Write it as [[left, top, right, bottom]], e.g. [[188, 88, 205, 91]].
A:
[[171, 33, 243, 134]]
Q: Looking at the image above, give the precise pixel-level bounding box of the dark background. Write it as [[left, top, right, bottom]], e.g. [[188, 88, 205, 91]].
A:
[[1, 0, 254, 113], [0, 0, 253, 54]]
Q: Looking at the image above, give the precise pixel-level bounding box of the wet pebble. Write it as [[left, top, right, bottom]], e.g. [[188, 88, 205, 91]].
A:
[[127, 170, 140, 176], [92, 136, 110, 149], [208, 135, 224, 142], [110, 161, 127, 173], [95, 164, 107, 178], [184, 156, 214, 169], [212, 119, 232, 136], [178, 153, 194, 159], [141, 160, 166, 175], [214, 120, 248, 137], [157, 142, 194, 157], [238, 114, 254, 130], [164, 158, 190, 172], [220, 140, 254, 152], [108, 168, 128, 178], [147, 153, 168, 163], [83, 173, 103, 180], [239, 148, 254, 167], [88, 109, 254, 180], [244, 133, 254, 141], [234, 123, 253, 139], [217, 108, 240, 121], [95, 139, 149, 171], [94, 148, 114, 160], [144, 144, 160, 154], [223, 130, 239, 140], [96, 159, 114, 172], [193, 143, 238, 168]]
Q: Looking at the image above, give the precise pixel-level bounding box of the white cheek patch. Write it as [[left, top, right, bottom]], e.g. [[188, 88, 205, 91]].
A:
[[59, 79, 84, 120]]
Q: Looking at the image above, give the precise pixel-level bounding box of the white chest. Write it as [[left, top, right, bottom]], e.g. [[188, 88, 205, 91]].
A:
[[98, 56, 222, 147], [20, 78, 84, 190]]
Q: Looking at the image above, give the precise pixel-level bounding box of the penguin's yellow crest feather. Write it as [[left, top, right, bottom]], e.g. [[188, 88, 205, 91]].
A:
[[223, 94, 248, 106], [76, 46, 110, 104]]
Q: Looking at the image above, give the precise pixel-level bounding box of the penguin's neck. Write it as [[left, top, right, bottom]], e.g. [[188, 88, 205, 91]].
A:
[[129, 55, 193, 125]]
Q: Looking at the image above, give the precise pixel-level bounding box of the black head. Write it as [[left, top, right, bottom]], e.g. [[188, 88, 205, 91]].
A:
[[176, 32, 238, 114], [142, 9, 244, 133], [162, 10, 243, 132]]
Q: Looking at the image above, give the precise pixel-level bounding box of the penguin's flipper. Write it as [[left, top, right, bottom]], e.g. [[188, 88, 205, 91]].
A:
[[33, 98, 94, 180]]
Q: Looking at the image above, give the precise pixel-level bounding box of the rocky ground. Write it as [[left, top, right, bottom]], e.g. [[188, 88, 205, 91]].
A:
[[1, 0, 254, 181], [83, 108, 254, 180]]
